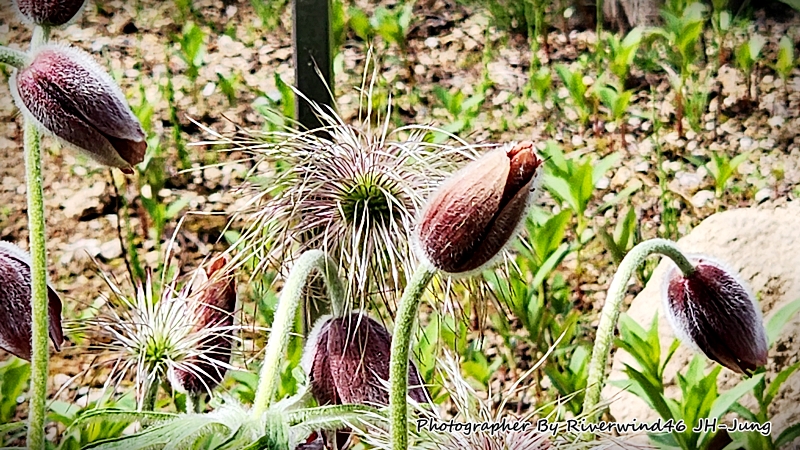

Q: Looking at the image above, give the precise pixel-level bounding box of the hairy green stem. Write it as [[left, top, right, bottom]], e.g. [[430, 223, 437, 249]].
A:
[[25, 25, 50, 450], [140, 379, 159, 411], [0, 45, 30, 69], [389, 263, 436, 450], [582, 238, 694, 423], [252, 250, 344, 417]]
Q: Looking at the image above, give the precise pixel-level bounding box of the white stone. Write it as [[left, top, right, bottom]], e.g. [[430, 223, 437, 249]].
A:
[[100, 239, 123, 260], [755, 188, 772, 203], [690, 189, 715, 208]]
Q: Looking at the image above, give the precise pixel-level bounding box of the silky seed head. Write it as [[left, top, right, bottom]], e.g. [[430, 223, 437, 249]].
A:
[[663, 256, 768, 373], [0, 241, 63, 360], [13, 0, 88, 26], [415, 141, 542, 274], [9, 44, 146, 174]]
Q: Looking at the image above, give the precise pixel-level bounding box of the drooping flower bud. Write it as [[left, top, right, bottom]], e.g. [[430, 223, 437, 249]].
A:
[[0, 241, 63, 360], [415, 141, 542, 274], [663, 256, 768, 373], [13, 0, 87, 27], [168, 255, 237, 395], [302, 312, 430, 406], [9, 44, 146, 174]]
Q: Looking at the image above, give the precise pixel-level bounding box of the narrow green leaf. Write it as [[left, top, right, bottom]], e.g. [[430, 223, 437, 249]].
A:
[[622, 364, 673, 419], [592, 152, 621, 185], [708, 373, 765, 420], [765, 361, 800, 406], [777, 35, 796, 77], [766, 298, 800, 346], [775, 422, 800, 447]]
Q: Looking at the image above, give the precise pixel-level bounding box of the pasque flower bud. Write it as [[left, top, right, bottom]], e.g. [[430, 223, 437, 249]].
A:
[[415, 141, 542, 274], [303, 312, 430, 406], [663, 256, 768, 373], [13, 0, 87, 27], [10, 44, 146, 174], [168, 255, 237, 394], [0, 241, 63, 360]]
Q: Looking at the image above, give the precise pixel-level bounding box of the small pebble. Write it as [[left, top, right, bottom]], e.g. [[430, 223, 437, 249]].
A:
[[755, 188, 773, 203]]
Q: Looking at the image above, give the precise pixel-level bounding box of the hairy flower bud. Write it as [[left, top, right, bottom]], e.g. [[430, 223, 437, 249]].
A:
[[302, 312, 430, 406], [168, 255, 237, 395], [0, 241, 63, 360], [10, 44, 146, 174], [415, 141, 542, 274], [13, 0, 87, 27], [663, 256, 768, 373]]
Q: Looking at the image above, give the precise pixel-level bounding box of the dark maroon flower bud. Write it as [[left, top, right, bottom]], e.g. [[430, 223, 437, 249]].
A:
[[664, 256, 768, 374], [0, 241, 63, 360], [303, 312, 430, 407], [13, 0, 87, 27], [168, 255, 237, 395], [415, 141, 542, 274], [10, 44, 146, 174]]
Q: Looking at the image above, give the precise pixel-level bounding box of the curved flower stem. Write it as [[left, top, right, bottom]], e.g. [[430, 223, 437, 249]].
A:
[[0, 45, 30, 69], [389, 263, 436, 450], [582, 238, 694, 423], [251, 250, 344, 417], [25, 25, 51, 450]]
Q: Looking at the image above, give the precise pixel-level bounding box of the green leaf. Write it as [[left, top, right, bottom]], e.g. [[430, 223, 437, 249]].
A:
[[622, 26, 644, 51], [677, 21, 705, 58], [85, 413, 227, 450], [165, 197, 191, 220], [748, 35, 767, 62], [597, 86, 618, 112], [765, 360, 800, 406], [766, 298, 800, 346], [461, 93, 485, 113], [622, 364, 673, 419], [777, 35, 796, 77], [592, 152, 621, 185], [613, 206, 637, 252], [531, 243, 569, 289], [347, 7, 373, 40], [533, 210, 572, 261], [68, 408, 177, 432], [661, 339, 681, 376], [707, 374, 765, 421], [775, 422, 800, 447], [614, 90, 633, 118], [719, 11, 731, 31], [543, 175, 577, 212], [0, 421, 25, 437], [729, 152, 749, 170], [0, 358, 30, 423]]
